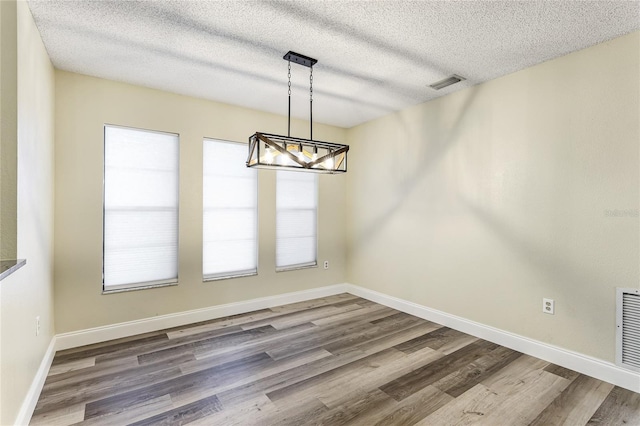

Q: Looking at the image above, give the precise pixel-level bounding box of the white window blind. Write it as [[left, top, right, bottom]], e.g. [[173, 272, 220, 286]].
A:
[[103, 125, 179, 291], [203, 139, 257, 279], [276, 171, 317, 270]]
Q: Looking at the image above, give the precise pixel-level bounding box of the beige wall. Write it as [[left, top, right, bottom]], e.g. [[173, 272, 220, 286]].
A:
[[346, 31, 639, 363], [54, 71, 347, 333], [0, 1, 56, 424]]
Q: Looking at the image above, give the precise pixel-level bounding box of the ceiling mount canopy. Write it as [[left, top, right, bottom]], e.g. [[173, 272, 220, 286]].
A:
[[247, 51, 349, 174]]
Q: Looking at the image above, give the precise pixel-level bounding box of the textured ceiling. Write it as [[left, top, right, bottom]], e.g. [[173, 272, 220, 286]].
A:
[[28, 0, 640, 128]]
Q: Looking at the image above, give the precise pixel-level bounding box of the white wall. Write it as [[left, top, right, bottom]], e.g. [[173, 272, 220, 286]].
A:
[[54, 71, 347, 333], [0, 1, 55, 424], [346, 31, 639, 364]]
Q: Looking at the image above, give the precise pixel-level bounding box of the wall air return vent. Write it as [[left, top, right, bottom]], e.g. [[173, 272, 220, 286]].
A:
[[616, 288, 640, 372], [429, 74, 466, 90]]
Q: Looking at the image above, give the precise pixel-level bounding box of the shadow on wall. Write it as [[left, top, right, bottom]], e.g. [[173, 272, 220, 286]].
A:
[[460, 195, 616, 344], [354, 85, 481, 246]]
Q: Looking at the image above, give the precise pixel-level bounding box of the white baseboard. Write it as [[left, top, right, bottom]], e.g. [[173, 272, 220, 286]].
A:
[[15, 336, 57, 426], [55, 283, 348, 351], [345, 283, 640, 394]]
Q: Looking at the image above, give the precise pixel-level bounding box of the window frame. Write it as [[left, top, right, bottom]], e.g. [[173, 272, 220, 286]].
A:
[[275, 171, 318, 272], [202, 138, 259, 282], [102, 124, 180, 294]]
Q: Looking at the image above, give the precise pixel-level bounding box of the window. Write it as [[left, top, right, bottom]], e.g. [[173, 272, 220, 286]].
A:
[[103, 125, 179, 291], [203, 139, 257, 280], [276, 171, 317, 270]]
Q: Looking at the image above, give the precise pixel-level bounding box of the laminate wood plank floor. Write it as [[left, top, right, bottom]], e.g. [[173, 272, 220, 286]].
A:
[[30, 294, 640, 426]]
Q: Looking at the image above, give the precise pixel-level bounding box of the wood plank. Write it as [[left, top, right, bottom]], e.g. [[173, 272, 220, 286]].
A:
[[186, 395, 277, 426], [192, 322, 316, 361], [264, 316, 393, 360], [268, 293, 359, 314], [215, 350, 367, 409], [529, 374, 614, 426], [419, 366, 568, 426], [543, 363, 581, 381], [47, 357, 96, 376], [322, 317, 439, 356], [371, 385, 453, 426], [131, 324, 280, 365], [42, 355, 139, 387], [318, 346, 444, 409], [39, 353, 193, 396], [432, 346, 522, 397], [138, 325, 276, 364], [474, 370, 569, 425], [394, 326, 467, 354], [266, 348, 404, 406], [587, 386, 640, 425], [415, 383, 501, 426], [258, 397, 330, 426], [33, 360, 185, 416], [310, 303, 394, 326], [170, 348, 333, 408], [29, 403, 85, 426], [379, 339, 498, 401], [247, 303, 363, 331], [165, 309, 278, 339], [480, 354, 549, 389], [78, 395, 173, 426], [83, 352, 272, 419], [51, 333, 169, 365], [302, 389, 396, 426], [127, 394, 223, 426]]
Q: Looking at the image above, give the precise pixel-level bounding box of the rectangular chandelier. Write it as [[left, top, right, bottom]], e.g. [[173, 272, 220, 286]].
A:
[[247, 51, 349, 174], [247, 132, 348, 173]]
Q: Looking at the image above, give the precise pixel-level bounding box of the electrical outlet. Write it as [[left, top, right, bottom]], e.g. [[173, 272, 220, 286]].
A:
[[543, 298, 554, 315], [36, 316, 41, 336], [324, 260, 329, 269]]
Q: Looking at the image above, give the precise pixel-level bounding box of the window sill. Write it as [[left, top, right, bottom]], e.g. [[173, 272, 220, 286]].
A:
[[203, 271, 258, 282], [276, 263, 318, 273], [102, 280, 178, 294], [0, 259, 26, 281]]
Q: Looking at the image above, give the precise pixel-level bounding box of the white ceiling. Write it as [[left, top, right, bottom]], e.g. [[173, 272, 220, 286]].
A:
[[28, 1, 640, 129]]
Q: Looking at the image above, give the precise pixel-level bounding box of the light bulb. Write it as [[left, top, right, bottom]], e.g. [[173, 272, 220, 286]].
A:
[[264, 147, 273, 164], [324, 157, 334, 170]]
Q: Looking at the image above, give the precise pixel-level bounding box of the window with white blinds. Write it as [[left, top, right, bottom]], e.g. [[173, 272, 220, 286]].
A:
[[203, 139, 257, 280], [276, 171, 318, 270], [103, 125, 179, 291]]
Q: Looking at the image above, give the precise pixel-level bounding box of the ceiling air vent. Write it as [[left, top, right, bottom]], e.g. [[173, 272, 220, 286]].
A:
[[429, 74, 466, 90]]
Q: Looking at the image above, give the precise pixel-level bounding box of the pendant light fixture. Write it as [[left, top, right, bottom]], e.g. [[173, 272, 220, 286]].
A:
[[247, 51, 349, 174]]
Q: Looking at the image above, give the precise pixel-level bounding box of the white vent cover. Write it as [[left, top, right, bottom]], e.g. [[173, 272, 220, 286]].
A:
[[616, 288, 640, 372]]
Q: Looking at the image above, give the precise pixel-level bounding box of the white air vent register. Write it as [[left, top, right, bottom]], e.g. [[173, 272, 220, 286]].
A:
[[616, 287, 640, 372]]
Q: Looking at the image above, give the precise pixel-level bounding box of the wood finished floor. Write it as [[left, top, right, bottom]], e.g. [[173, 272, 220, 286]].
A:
[[31, 293, 640, 426]]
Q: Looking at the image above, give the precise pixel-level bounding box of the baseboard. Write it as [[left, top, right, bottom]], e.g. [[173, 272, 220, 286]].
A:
[[55, 283, 348, 351], [345, 283, 640, 393], [14, 336, 57, 426]]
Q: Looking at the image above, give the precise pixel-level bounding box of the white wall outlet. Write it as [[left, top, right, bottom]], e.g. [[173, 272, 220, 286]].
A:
[[324, 260, 329, 269], [543, 298, 554, 315], [36, 316, 41, 336]]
